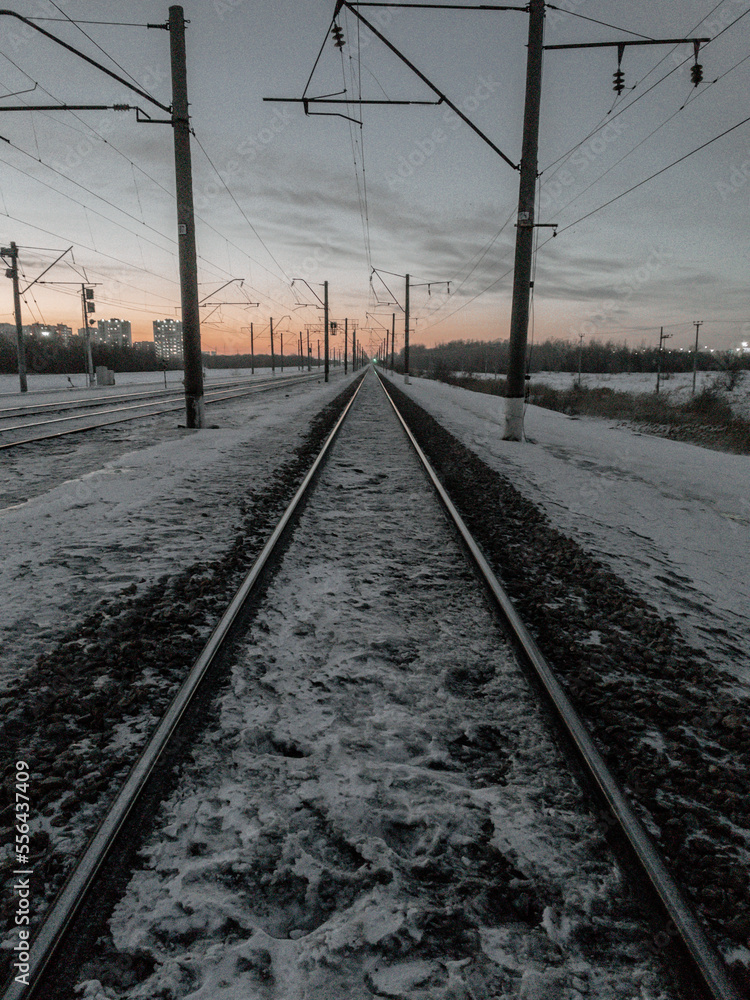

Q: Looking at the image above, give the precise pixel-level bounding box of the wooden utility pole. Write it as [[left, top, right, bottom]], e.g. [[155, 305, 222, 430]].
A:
[[169, 5, 204, 428], [504, 0, 545, 440], [3, 243, 27, 392], [692, 320, 703, 395]]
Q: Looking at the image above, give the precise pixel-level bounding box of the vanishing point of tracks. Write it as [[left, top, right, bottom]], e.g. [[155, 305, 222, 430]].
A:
[[2, 370, 743, 999], [0, 372, 324, 449]]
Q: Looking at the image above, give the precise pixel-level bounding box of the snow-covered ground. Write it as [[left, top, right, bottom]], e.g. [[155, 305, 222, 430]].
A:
[[468, 370, 750, 420], [77, 375, 675, 1000], [0, 367, 326, 408], [529, 370, 750, 420], [0, 371, 348, 689], [392, 375, 750, 694]]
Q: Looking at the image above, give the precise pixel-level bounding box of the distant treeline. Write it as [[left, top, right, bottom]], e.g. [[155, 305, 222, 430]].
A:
[[0, 339, 165, 375], [402, 339, 750, 376], [3, 334, 748, 377], [0, 338, 338, 375]]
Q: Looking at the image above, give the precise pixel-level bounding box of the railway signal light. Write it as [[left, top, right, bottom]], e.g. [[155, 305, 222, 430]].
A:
[[331, 22, 345, 48]]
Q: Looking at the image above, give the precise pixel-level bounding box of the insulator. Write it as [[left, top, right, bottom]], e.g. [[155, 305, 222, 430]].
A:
[[612, 68, 625, 94], [331, 23, 345, 49], [691, 62, 703, 86]]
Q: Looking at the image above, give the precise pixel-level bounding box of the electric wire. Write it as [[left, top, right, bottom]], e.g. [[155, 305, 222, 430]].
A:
[[0, 49, 300, 314], [540, 0, 732, 176], [191, 133, 293, 285], [45, 0, 153, 98], [536, 109, 750, 250], [545, 5, 656, 41]]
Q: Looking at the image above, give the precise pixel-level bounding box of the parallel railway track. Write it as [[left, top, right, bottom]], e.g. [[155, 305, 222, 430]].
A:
[[1, 369, 742, 999], [0, 372, 328, 449]]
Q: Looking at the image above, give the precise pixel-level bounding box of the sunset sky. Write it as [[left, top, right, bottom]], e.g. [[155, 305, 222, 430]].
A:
[[0, 0, 749, 358]]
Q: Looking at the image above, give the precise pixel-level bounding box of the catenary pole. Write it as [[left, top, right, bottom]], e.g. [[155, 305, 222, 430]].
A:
[[250, 322, 254, 373], [391, 312, 395, 372], [169, 5, 204, 429], [692, 320, 703, 395], [80, 285, 95, 385], [6, 244, 27, 392], [344, 318, 348, 374], [270, 317, 275, 372], [404, 273, 410, 384], [504, 0, 545, 440], [324, 280, 329, 382]]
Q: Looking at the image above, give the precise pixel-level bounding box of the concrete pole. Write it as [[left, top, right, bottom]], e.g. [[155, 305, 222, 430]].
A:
[[80, 284, 94, 386], [692, 320, 703, 395], [404, 273, 410, 384], [307, 329, 311, 371], [250, 322, 254, 374], [324, 280, 329, 383], [280, 329, 284, 373], [344, 318, 348, 374], [6, 244, 27, 393], [169, 5, 204, 428], [391, 312, 395, 372], [270, 317, 275, 372], [504, 0, 545, 440]]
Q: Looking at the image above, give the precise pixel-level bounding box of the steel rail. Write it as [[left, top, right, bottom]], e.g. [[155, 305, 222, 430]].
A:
[[375, 370, 742, 1000], [0, 377, 268, 419], [0, 373, 331, 450], [0, 373, 317, 421], [2, 372, 367, 1000]]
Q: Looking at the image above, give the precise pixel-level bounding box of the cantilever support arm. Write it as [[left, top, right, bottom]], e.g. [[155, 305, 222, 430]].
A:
[[338, 0, 519, 169], [0, 11, 171, 114]]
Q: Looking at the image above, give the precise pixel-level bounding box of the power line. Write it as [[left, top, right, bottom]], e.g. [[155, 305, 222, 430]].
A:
[[192, 133, 293, 284], [544, 110, 750, 243], [45, 1, 153, 98], [539, 0, 734, 177], [545, 5, 656, 40]]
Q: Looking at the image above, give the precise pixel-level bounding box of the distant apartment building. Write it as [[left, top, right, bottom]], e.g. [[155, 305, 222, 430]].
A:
[[27, 323, 72, 342], [97, 318, 132, 348], [153, 319, 183, 361]]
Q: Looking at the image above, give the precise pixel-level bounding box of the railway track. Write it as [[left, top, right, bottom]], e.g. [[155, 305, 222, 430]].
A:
[[0, 372, 327, 449], [1, 370, 743, 999]]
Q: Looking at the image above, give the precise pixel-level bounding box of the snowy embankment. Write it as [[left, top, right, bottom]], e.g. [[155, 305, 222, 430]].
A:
[[397, 376, 750, 692], [0, 372, 347, 690], [529, 369, 750, 420]]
